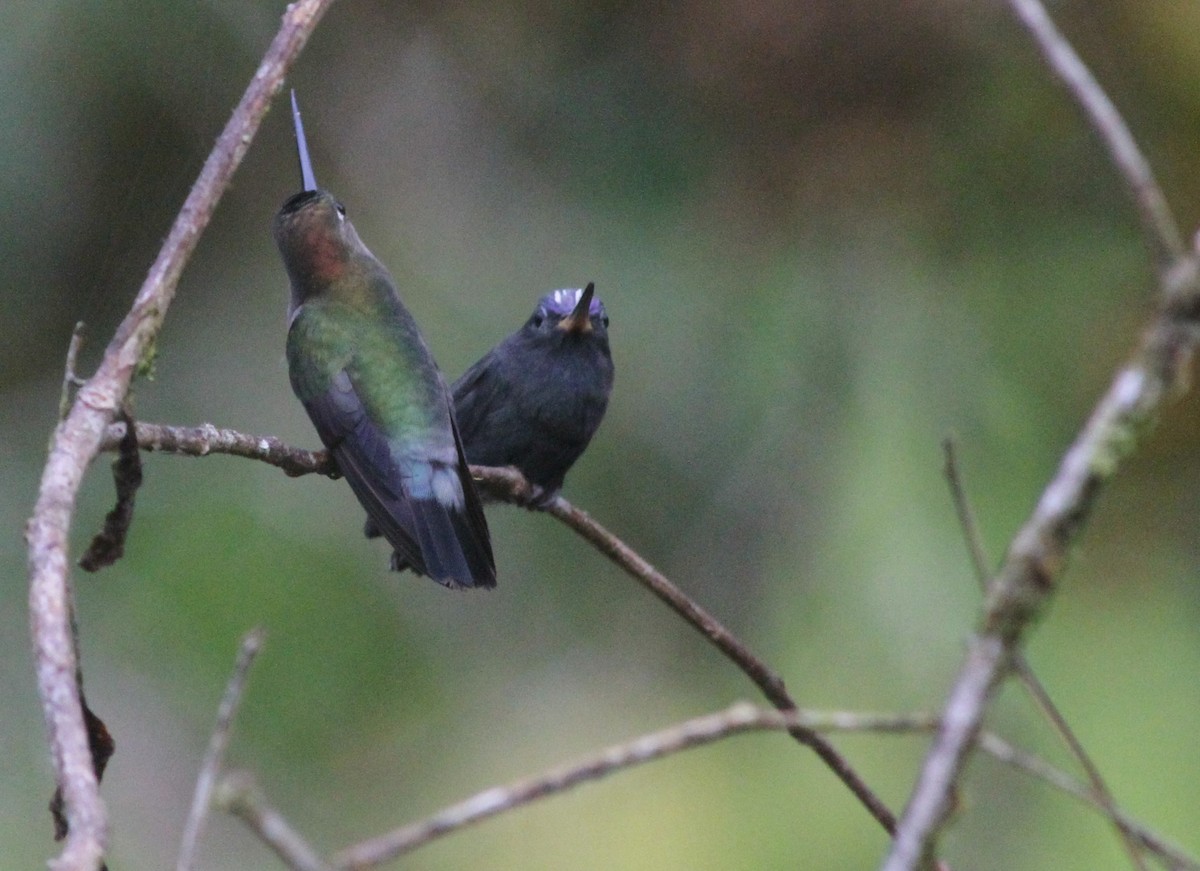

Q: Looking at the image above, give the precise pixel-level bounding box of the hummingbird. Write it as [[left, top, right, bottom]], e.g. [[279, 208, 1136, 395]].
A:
[[364, 283, 613, 546], [450, 283, 614, 504], [274, 92, 495, 589]]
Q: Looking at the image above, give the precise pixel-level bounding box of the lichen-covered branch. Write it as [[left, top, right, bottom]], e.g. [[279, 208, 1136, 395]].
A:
[[941, 438, 1147, 870], [102, 421, 335, 477], [25, 3, 335, 869], [880, 3, 1200, 868]]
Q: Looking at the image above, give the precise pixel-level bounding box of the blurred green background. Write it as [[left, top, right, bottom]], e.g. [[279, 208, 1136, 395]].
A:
[[4, 1, 1200, 868]]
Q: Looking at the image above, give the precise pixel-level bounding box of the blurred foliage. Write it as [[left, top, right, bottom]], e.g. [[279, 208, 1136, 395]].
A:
[[4, 1, 1200, 869]]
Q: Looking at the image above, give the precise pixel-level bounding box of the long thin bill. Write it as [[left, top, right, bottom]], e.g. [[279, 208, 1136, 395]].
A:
[[290, 89, 318, 192]]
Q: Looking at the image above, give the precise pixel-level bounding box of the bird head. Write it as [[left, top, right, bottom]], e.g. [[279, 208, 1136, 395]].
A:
[[525, 282, 609, 340], [273, 91, 374, 306]]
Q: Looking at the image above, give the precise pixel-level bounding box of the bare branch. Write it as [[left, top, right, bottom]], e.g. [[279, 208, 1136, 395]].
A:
[[104, 419, 1200, 868], [941, 438, 1147, 870], [184, 663, 1189, 871], [312, 707, 1190, 871], [331, 704, 921, 869], [26, 3, 335, 868], [886, 247, 1200, 871], [84, 418, 1199, 863], [883, 4, 1200, 862], [97, 420, 898, 837], [1005, 0, 1185, 268], [218, 772, 333, 871], [940, 436, 993, 585], [538, 493, 899, 834], [177, 628, 267, 871], [978, 733, 1200, 871], [59, 322, 86, 421], [101, 421, 334, 478]]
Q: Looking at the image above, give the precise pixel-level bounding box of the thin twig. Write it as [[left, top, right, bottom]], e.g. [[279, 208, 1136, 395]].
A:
[[59, 322, 87, 421], [978, 733, 1200, 871], [939, 436, 993, 585], [1005, 0, 1185, 269], [97, 421, 899, 837], [883, 4, 1200, 862], [177, 628, 267, 871], [218, 772, 333, 871], [100, 421, 1199, 869], [315, 707, 1192, 871], [941, 437, 1148, 871], [332, 703, 920, 869], [26, 4, 335, 869]]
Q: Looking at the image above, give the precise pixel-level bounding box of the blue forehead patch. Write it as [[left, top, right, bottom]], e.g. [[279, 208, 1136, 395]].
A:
[[541, 287, 605, 317]]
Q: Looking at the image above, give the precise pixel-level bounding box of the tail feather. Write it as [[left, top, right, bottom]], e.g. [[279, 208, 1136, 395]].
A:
[[403, 492, 495, 589]]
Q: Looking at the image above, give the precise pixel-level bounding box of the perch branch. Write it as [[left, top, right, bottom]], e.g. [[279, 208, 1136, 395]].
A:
[[882, 3, 1200, 867], [98, 420, 898, 837], [101, 421, 334, 477], [177, 628, 267, 871], [941, 438, 1147, 871], [25, 3, 334, 869]]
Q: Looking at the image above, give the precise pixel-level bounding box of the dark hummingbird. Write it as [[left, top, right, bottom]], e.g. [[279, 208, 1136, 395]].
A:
[[451, 283, 614, 504], [274, 92, 495, 589], [364, 284, 612, 544]]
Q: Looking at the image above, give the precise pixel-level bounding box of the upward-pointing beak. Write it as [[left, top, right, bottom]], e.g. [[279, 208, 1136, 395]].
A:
[[291, 90, 318, 192], [558, 281, 596, 334]]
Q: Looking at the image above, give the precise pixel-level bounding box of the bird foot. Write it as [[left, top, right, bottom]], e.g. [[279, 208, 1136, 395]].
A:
[[514, 481, 558, 511]]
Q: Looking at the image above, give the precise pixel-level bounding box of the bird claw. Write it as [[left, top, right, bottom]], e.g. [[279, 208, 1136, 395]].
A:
[[518, 482, 558, 511]]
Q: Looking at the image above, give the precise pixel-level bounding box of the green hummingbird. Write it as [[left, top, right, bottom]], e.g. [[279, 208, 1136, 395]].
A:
[[273, 92, 495, 589]]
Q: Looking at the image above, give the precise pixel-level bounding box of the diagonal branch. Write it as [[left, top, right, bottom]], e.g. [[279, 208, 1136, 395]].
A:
[[177, 628, 267, 871], [1005, 0, 1185, 268], [25, 4, 335, 869], [217, 697, 1195, 871], [977, 732, 1200, 871], [98, 419, 899, 837], [219, 772, 333, 871], [885, 278, 1200, 871], [881, 3, 1200, 867], [941, 438, 1147, 871], [538, 494, 898, 834], [330, 703, 922, 869]]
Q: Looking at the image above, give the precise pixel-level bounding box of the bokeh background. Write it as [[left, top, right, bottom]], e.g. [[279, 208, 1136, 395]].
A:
[[4, 1, 1200, 868]]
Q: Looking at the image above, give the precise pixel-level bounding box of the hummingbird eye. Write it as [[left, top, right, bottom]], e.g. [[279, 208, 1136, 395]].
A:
[[601, 315, 609, 328], [530, 308, 547, 328], [335, 202, 346, 220]]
